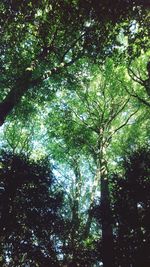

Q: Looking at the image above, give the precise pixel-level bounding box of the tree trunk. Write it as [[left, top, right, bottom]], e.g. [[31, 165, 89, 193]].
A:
[[101, 176, 114, 267], [0, 70, 32, 125], [0, 64, 66, 126], [99, 155, 114, 267]]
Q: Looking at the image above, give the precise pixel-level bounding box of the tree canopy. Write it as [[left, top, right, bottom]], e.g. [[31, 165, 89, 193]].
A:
[[0, 1, 150, 267], [0, 0, 149, 123]]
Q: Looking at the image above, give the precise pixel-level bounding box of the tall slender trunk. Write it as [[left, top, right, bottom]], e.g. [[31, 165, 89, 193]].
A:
[[99, 153, 114, 267], [69, 163, 81, 267], [101, 175, 114, 267]]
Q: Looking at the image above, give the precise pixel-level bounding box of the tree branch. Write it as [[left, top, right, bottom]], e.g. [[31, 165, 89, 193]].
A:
[[106, 98, 130, 127], [128, 67, 144, 86], [120, 80, 150, 108], [107, 109, 139, 144]]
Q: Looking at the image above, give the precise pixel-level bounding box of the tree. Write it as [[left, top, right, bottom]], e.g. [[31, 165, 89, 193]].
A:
[[1, 54, 149, 266], [0, 0, 149, 124], [43, 138, 101, 266], [43, 60, 141, 267], [112, 148, 150, 267], [0, 151, 63, 266], [125, 52, 150, 107], [0, 3, 150, 263]]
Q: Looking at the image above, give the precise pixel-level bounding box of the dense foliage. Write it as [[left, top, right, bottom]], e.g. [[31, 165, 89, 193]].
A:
[[112, 148, 150, 267], [0, 0, 149, 123], [0, 1, 150, 267], [0, 152, 63, 266]]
